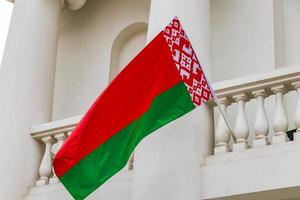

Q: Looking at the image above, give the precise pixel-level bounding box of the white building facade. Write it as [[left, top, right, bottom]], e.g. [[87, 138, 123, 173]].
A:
[[1, 0, 300, 199]]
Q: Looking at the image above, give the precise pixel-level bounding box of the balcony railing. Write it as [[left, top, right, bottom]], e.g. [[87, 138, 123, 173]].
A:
[[31, 115, 79, 186], [31, 115, 135, 186], [30, 65, 300, 187], [213, 65, 300, 154]]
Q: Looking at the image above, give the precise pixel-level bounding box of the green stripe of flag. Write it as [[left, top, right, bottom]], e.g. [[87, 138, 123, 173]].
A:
[[60, 82, 195, 199]]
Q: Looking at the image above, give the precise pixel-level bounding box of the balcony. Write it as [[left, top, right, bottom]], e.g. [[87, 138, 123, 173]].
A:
[[26, 115, 133, 200], [26, 65, 300, 200], [204, 65, 300, 199]]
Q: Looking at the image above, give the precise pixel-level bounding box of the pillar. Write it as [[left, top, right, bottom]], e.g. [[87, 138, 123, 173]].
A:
[[0, 0, 88, 198], [132, 1, 213, 200], [0, 0, 61, 199]]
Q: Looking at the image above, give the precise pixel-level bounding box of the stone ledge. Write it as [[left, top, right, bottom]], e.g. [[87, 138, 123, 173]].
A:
[[202, 140, 300, 199]]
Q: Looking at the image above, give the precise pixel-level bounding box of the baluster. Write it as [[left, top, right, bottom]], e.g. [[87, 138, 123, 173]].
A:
[[252, 89, 269, 148], [214, 97, 231, 154], [292, 81, 300, 140], [232, 93, 249, 151], [55, 132, 67, 149], [271, 85, 289, 144], [49, 132, 67, 184], [36, 136, 55, 186], [128, 153, 134, 170], [67, 130, 73, 137]]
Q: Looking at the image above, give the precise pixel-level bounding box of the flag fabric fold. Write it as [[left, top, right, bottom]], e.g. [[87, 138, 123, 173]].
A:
[[53, 17, 213, 200]]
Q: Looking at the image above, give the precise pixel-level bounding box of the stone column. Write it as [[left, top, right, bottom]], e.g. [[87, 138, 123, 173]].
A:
[[132, 1, 213, 200], [0, 0, 61, 199]]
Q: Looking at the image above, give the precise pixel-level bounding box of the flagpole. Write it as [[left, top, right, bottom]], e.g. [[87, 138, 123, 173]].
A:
[[178, 20, 235, 142], [204, 77, 237, 142], [213, 95, 237, 142]]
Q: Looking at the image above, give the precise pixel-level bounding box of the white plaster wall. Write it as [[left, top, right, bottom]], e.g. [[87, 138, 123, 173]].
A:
[[52, 0, 150, 120], [274, 0, 300, 141], [283, 0, 300, 66], [210, 0, 275, 82], [117, 29, 146, 72], [109, 22, 147, 82], [202, 140, 300, 199]]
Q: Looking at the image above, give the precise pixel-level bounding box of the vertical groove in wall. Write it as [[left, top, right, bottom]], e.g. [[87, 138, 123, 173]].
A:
[[273, 0, 285, 68]]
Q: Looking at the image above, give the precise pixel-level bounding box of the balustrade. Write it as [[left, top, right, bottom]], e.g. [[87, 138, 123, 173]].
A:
[[292, 81, 300, 141], [31, 116, 134, 187], [213, 66, 300, 154]]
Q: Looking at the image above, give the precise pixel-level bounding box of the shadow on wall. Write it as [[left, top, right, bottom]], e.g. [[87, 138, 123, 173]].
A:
[[109, 22, 148, 82]]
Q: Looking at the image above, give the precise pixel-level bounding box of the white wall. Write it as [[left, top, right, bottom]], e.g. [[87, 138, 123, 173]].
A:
[[202, 140, 300, 199], [52, 0, 150, 120], [0, 1, 13, 65], [210, 0, 275, 82], [109, 22, 147, 82], [283, 0, 300, 66]]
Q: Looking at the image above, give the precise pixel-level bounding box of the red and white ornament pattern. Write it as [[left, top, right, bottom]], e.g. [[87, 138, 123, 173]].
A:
[[163, 17, 212, 106]]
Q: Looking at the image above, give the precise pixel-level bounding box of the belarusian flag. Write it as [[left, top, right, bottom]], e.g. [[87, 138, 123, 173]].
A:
[[53, 17, 213, 200]]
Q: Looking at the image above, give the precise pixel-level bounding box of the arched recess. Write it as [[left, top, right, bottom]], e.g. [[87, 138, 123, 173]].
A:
[[109, 22, 148, 82]]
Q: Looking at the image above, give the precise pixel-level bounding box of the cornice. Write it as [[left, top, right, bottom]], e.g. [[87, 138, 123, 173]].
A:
[[6, 0, 87, 10], [65, 0, 87, 10]]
